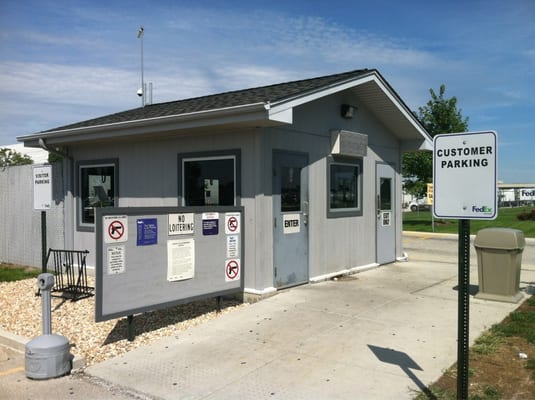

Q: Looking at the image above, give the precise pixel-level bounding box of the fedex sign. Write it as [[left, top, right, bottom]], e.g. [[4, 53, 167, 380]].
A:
[[433, 131, 498, 220], [520, 189, 535, 201]]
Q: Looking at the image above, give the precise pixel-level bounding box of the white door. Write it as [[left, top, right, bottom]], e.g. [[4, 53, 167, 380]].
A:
[[376, 163, 396, 264]]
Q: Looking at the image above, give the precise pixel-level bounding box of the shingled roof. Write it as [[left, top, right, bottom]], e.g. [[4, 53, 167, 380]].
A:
[[19, 68, 432, 150], [45, 68, 372, 133]]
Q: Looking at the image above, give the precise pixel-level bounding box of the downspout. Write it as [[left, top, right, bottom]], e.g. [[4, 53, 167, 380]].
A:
[[38, 138, 73, 161]]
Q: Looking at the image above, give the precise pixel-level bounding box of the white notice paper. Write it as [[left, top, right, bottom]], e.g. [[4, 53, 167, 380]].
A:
[[167, 238, 195, 281], [107, 246, 125, 275]]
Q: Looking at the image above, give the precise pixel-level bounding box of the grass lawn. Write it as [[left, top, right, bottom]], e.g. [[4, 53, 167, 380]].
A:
[[414, 296, 535, 399], [403, 207, 535, 238], [0, 263, 41, 282]]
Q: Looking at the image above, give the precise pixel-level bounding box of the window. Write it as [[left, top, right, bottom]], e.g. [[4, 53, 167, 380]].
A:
[[78, 160, 117, 228], [327, 156, 362, 217], [281, 166, 301, 212], [179, 151, 240, 206]]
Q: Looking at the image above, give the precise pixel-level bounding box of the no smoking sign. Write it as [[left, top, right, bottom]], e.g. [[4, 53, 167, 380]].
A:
[[104, 215, 129, 243]]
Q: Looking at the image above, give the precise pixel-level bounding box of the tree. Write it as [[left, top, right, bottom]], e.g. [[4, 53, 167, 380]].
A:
[[402, 84, 469, 197], [0, 148, 33, 168]]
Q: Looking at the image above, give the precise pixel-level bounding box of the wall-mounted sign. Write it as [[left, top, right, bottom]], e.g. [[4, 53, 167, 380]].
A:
[[104, 215, 128, 243], [202, 212, 219, 235], [33, 165, 52, 210], [433, 131, 497, 220], [167, 238, 195, 281], [168, 213, 194, 235], [520, 188, 535, 201], [137, 218, 158, 246], [226, 235, 239, 258], [225, 259, 240, 282], [283, 214, 300, 234], [107, 246, 125, 275], [225, 212, 241, 234]]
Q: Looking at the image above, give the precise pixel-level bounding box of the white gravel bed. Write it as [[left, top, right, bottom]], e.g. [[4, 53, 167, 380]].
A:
[[0, 277, 246, 367]]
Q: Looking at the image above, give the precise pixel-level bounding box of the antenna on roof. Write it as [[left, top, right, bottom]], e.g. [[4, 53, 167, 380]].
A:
[[136, 26, 153, 106]]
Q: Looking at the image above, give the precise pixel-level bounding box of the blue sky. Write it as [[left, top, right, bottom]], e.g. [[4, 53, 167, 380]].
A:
[[0, 0, 533, 183]]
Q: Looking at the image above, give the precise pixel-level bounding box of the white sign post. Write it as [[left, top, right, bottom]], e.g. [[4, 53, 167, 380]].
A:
[[433, 131, 498, 220], [433, 130, 498, 400]]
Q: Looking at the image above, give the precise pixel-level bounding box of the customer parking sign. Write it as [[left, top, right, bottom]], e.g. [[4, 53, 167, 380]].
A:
[[433, 131, 498, 220]]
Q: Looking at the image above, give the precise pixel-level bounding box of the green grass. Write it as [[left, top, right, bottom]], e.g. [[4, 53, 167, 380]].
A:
[[403, 207, 535, 238], [0, 263, 41, 282], [414, 296, 535, 399]]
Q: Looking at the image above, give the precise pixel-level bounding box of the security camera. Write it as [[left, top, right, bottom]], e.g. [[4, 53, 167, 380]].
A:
[[137, 88, 143, 97]]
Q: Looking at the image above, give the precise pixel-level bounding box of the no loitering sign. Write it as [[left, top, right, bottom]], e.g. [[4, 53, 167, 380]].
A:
[[433, 131, 498, 220]]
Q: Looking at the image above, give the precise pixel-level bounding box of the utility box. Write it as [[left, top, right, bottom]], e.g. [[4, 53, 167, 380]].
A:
[[474, 228, 525, 303]]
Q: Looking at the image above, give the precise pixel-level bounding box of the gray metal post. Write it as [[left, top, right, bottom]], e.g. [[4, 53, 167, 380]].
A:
[[457, 219, 470, 399], [41, 284, 52, 335]]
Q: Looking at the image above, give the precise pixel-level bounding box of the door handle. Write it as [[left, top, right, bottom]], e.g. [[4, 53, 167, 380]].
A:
[[303, 201, 309, 225], [377, 195, 381, 216]]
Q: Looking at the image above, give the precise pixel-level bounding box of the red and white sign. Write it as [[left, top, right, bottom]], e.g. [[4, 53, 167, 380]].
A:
[[225, 212, 240, 234], [104, 215, 128, 243], [225, 259, 240, 282]]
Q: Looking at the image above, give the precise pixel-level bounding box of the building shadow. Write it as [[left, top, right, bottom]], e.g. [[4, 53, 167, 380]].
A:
[[368, 344, 437, 400], [103, 297, 241, 344]]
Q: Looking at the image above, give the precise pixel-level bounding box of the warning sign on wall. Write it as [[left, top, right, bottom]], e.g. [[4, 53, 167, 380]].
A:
[[225, 259, 240, 282], [225, 212, 240, 234], [104, 215, 128, 243]]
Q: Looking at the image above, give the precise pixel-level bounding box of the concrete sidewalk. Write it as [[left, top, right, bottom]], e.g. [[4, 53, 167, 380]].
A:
[[85, 248, 535, 399], [2, 234, 534, 399]]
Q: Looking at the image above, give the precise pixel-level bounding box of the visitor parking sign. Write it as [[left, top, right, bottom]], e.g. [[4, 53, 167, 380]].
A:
[[433, 131, 497, 220]]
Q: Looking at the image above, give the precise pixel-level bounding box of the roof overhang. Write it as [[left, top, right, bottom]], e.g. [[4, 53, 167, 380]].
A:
[[18, 70, 432, 151], [18, 102, 279, 147], [267, 71, 432, 151]]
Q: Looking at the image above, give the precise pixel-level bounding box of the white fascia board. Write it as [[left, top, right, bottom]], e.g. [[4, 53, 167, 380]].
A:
[[268, 71, 432, 148], [18, 102, 268, 145], [267, 74, 378, 118]]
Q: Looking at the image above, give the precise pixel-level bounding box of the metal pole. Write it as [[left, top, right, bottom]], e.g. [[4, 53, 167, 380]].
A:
[[138, 26, 144, 106], [457, 219, 470, 399], [41, 211, 47, 273], [127, 315, 135, 342]]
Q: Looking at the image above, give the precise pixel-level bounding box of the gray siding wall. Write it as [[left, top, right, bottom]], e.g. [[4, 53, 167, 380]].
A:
[[0, 163, 65, 268], [269, 91, 402, 280], [63, 88, 405, 292]]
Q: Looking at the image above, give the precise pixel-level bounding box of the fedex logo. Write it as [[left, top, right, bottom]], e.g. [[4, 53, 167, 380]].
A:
[[472, 205, 493, 213]]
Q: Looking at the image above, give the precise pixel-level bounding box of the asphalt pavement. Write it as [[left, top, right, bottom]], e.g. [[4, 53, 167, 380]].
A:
[[1, 232, 534, 400]]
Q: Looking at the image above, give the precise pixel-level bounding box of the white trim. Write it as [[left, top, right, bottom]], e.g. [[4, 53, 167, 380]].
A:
[[244, 286, 277, 296], [17, 102, 268, 143], [309, 263, 380, 283]]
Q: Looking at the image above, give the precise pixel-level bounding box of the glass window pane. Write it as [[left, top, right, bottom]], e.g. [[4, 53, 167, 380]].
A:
[[281, 166, 301, 212], [330, 164, 359, 210], [380, 177, 392, 210], [80, 165, 115, 224], [184, 158, 235, 206]]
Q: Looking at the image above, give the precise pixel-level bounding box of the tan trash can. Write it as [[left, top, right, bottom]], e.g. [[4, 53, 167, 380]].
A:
[[474, 228, 525, 303]]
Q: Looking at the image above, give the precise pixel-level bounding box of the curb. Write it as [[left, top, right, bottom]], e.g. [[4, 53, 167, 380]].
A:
[[0, 327, 86, 371]]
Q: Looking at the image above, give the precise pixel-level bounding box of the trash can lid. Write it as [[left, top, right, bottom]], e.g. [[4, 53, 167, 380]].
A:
[[474, 228, 525, 250]]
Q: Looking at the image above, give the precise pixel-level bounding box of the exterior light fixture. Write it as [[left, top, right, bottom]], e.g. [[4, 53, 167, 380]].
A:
[[341, 104, 356, 119]]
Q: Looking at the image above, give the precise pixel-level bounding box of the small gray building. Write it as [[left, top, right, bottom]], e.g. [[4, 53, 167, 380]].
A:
[[19, 69, 432, 299]]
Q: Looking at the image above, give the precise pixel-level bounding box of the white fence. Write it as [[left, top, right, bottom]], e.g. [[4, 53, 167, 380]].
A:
[[0, 163, 64, 268]]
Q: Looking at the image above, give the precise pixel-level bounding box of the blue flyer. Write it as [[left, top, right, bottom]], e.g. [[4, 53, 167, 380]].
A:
[[137, 218, 158, 246]]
